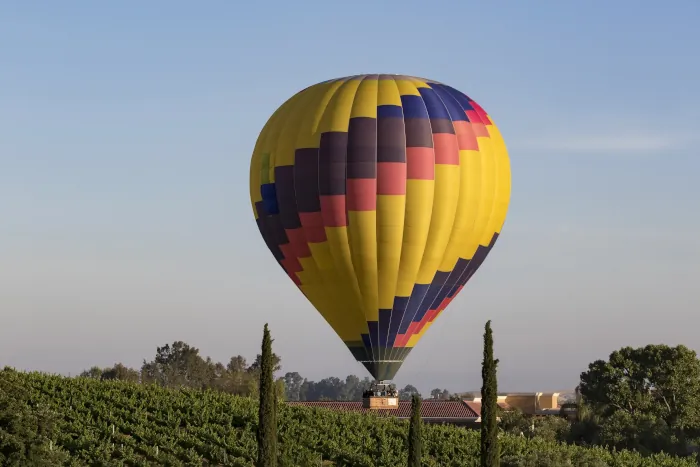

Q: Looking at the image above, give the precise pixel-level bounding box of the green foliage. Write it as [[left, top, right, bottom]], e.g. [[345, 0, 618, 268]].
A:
[[0, 368, 695, 466], [407, 394, 422, 466], [257, 323, 277, 467], [579, 344, 700, 455], [481, 320, 500, 466], [136, 340, 285, 398], [499, 409, 569, 443], [580, 345, 700, 425], [0, 371, 75, 466], [100, 340, 374, 404], [597, 411, 675, 456]]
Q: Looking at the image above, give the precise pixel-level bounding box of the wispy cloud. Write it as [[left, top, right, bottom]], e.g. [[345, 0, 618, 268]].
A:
[[516, 132, 691, 154]]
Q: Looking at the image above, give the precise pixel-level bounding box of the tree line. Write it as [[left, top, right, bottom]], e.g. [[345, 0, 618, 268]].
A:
[[76, 322, 500, 466], [77, 322, 700, 465], [489, 344, 700, 460], [3, 366, 691, 466], [79, 342, 463, 402], [251, 321, 700, 467]]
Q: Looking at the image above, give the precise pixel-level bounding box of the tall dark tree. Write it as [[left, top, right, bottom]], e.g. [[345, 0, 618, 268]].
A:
[[480, 320, 499, 467], [407, 394, 423, 467], [257, 323, 277, 467]]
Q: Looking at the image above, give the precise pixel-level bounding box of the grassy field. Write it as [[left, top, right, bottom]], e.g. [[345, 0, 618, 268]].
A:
[[0, 368, 695, 466]]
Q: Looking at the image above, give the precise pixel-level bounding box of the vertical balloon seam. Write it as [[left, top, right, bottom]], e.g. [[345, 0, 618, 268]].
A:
[[296, 80, 375, 359], [473, 100, 501, 247], [439, 89, 495, 312], [471, 99, 502, 282], [271, 91, 313, 279], [262, 82, 359, 355], [385, 81, 462, 363], [250, 94, 293, 219], [290, 83, 351, 343], [269, 89, 313, 280], [383, 77, 436, 369], [391, 84, 501, 355], [495, 129, 511, 238], [378, 76, 409, 362], [388, 78, 461, 360], [353, 76, 380, 365], [434, 84, 493, 299], [316, 77, 377, 364], [324, 80, 366, 352], [352, 77, 418, 372], [273, 86, 321, 300], [343, 74, 379, 363], [287, 85, 324, 288], [423, 84, 483, 327], [359, 75, 396, 370], [249, 119, 267, 218], [286, 80, 360, 352], [440, 84, 491, 300], [252, 93, 304, 281], [317, 78, 376, 362], [401, 77, 463, 368], [397, 76, 458, 362], [420, 85, 495, 329], [478, 121, 510, 275], [250, 120, 267, 217], [386, 80, 464, 363], [379, 74, 415, 371], [432, 86, 503, 324], [386, 77, 438, 365], [382, 75, 409, 365], [418, 80, 473, 355], [384, 78, 437, 364], [371, 74, 385, 364], [491, 122, 511, 237]]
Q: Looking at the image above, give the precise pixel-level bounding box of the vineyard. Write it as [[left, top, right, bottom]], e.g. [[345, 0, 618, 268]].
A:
[[0, 368, 695, 467]]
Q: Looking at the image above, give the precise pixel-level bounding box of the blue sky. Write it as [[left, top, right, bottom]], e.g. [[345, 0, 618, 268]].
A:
[[2, 0, 699, 395]]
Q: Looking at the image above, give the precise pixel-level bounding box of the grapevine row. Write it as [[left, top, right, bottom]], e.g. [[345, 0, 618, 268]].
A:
[[0, 369, 694, 467]]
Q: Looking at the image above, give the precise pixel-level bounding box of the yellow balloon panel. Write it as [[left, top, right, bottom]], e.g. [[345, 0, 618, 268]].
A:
[[250, 75, 511, 380]]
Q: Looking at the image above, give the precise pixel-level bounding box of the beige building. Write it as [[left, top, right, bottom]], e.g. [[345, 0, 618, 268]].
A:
[[287, 391, 566, 427], [463, 392, 561, 416], [288, 400, 480, 426]]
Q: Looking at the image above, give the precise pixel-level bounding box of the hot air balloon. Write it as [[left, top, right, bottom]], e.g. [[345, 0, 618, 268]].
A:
[[249, 74, 511, 383]]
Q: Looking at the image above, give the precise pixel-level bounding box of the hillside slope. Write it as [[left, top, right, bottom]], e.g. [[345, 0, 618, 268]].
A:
[[0, 368, 694, 467]]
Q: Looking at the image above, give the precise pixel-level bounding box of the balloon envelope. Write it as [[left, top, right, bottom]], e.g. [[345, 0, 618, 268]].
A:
[[249, 74, 511, 381]]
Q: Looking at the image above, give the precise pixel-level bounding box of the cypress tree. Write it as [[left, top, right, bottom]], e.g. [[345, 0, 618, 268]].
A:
[[480, 320, 499, 467], [257, 323, 277, 467], [407, 394, 422, 467]]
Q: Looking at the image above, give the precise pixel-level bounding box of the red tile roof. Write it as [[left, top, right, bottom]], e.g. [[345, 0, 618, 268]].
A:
[[463, 401, 510, 417], [286, 400, 478, 419]]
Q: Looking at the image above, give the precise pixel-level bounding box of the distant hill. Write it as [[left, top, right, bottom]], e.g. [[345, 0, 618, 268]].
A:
[[0, 369, 692, 467]]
